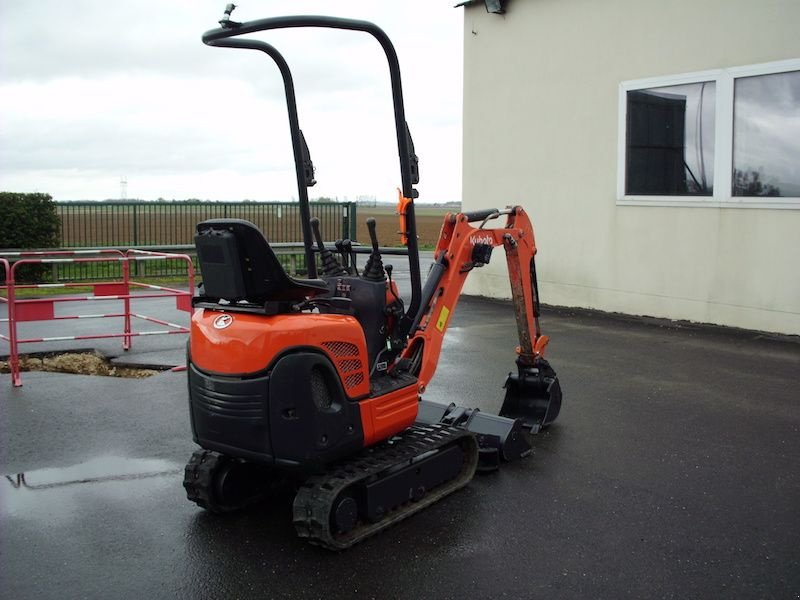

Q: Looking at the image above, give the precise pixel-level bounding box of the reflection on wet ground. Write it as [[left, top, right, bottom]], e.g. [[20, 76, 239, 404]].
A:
[[1, 456, 182, 519]]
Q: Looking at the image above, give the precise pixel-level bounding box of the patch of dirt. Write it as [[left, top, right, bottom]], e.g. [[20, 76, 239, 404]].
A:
[[0, 352, 161, 379]]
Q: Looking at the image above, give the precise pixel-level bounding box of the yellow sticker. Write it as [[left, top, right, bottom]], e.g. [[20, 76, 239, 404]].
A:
[[435, 305, 450, 332]]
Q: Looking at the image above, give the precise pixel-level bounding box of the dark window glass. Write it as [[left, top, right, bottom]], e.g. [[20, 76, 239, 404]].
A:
[[733, 70, 800, 197], [626, 82, 715, 195]]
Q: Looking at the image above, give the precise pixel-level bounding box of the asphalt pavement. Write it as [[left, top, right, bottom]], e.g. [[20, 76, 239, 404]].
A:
[[1, 263, 799, 599]]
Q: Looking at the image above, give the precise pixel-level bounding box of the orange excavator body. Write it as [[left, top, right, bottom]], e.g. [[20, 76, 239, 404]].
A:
[[183, 8, 562, 550]]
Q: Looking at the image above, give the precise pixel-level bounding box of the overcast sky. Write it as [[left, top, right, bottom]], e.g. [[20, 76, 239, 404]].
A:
[[0, 1, 464, 203]]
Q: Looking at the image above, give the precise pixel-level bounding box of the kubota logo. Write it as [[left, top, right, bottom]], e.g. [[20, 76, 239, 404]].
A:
[[213, 314, 233, 329], [470, 234, 493, 246]]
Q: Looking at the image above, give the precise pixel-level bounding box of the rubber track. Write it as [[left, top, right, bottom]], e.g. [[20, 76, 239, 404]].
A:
[[292, 423, 479, 550], [184, 449, 224, 512], [184, 449, 282, 513]]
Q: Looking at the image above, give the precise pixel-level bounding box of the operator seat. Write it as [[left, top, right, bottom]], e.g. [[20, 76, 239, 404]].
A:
[[195, 219, 328, 304]]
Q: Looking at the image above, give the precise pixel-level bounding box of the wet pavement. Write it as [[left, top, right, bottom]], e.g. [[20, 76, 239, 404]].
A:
[[2, 270, 800, 598]]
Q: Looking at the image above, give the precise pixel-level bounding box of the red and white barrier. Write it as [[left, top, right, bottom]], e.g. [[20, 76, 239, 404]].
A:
[[1, 249, 194, 387]]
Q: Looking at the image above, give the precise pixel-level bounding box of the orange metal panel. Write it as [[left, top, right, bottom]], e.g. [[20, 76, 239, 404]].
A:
[[358, 384, 419, 447], [190, 310, 371, 398]]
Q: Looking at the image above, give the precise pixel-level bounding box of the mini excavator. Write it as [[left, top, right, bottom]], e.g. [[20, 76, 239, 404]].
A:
[[183, 7, 562, 550]]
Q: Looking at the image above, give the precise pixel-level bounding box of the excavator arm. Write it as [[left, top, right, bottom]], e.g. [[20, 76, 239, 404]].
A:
[[403, 206, 562, 469], [403, 206, 548, 387]]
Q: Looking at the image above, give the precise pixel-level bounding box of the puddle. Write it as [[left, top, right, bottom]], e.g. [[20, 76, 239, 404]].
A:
[[1, 456, 182, 520], [2, 456, 181, 491], [0, 351, 162, 378]]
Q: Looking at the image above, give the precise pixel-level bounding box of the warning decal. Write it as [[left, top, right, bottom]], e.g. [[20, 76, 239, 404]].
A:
[[435, 305, 450, 332]]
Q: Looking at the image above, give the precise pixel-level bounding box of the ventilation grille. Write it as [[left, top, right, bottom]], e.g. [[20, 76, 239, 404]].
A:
[[323, 341, 358, 357], [310, 367, 332, 410], [339, 359, 361, 373], [345, 372, 365, 389], [322, 341, 364, 391]]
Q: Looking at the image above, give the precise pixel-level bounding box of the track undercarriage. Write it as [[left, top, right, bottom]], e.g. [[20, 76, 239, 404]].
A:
[[184, 424, 478, 550]]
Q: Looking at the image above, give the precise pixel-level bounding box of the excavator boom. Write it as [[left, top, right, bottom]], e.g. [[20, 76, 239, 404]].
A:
[[404, 206, 546, 386], [401, 206, 562, 469]]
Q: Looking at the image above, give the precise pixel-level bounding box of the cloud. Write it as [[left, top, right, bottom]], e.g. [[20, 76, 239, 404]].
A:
[[0, 0, 464, 202], [0, 76, 289, 170]]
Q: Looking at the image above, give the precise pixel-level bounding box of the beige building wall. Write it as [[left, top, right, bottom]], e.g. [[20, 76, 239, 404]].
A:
[[461, 0, 800, 335]]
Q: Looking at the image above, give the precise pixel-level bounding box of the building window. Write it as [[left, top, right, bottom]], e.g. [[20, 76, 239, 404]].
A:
[[618, 59, 800, 208], [733, 70, 800, 198], [626, 83, 716, 196]]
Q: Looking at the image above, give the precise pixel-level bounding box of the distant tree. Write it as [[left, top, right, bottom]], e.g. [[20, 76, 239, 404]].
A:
[[733, 169, 781, 197], [0, 192, 61, 282], [311, 196, 333, 203]]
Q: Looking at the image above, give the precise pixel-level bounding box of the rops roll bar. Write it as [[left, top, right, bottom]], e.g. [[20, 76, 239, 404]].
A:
[[202, 11, 423, 321]]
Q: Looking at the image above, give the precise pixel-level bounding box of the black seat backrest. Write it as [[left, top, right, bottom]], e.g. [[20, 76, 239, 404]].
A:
[[195, 219, 328, 303]]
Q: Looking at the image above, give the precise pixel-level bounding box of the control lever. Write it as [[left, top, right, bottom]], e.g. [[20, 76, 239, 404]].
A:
[[310, 217, 346, 277], [335, 238, 356, 275], [385, 264, 401, 304], [334, 239, 348, 270], [342, 239, 358, 276], [362, 217, 386, 282]]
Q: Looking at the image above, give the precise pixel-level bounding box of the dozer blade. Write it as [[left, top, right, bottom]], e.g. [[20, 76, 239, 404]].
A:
[[500, 358, 562, 433], [416, 399, 532, 472]]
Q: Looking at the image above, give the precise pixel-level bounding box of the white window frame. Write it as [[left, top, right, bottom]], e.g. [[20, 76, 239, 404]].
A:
[[617, 58, 800, 210]]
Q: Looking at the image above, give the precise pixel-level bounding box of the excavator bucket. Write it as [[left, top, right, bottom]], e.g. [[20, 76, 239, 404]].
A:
[[500, 358, 562, 433]]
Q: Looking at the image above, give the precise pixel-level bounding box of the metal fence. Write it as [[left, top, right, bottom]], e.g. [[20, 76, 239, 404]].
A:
[[47, 201, 357, 281], [56, 201, 357, 247]]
